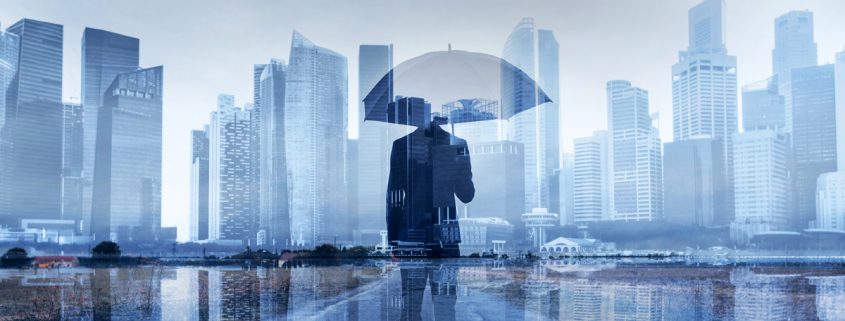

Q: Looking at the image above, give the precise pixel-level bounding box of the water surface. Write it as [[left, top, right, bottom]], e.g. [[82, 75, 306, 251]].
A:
[[0, 259, 843, 320]]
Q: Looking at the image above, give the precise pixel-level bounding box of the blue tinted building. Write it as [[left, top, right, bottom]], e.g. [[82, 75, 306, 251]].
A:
[[357, 44, 393, 244], [789, 64, 837, 228], [2, 19, 64, 226], [258, 60, 289, 247], [285, 31, 348, 246], [81, 28, 139, 236], [91, 66, 163, 242]]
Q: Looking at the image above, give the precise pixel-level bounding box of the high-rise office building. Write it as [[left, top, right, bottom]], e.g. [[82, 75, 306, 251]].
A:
[[672, 0, 737, 224], [788, 64, 836, 229], [2, 19, 64, 227], [257, 60, 289, 248], [572, 131, 612, 224], [814, 51, 845, 232], [558, 153, 575, 226], [81, 28, 140, 235], [773, 11, 817, 84], [62, 102, 84, 230], [663, 137, 727, 227], [357, 44, 393, 244], [607, 80, 662, 222], [190, 127, 209, 242], [209, 95, 257, 244], [731, 130, 790, 244], [91, 66, 163, 242], [285, 31, 348, 246], [0, 27, 18, 221], [502, 17, 560, 211], [465, 141, 525, 233], [741, 77, 784, 131]]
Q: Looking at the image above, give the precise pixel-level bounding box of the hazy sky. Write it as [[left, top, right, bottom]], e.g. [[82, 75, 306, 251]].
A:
[[3, 0, 844, 241]]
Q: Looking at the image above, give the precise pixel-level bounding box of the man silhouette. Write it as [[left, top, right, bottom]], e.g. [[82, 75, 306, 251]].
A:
[[386, 97, 474, 257]]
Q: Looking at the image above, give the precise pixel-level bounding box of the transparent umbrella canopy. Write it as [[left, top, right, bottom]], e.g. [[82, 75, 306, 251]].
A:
[[363, 49, 552, 126]]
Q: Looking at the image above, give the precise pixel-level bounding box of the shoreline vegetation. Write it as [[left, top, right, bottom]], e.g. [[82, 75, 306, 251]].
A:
[[3, 242, 845, 269]]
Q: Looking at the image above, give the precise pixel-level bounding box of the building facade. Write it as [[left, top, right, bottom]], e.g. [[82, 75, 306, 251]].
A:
[[2, 19, 64, 227], [772, 10, 817, 84], [572, 131, 612, 224], [91, 66, 163, 242], [0, 27, 18, 219], [731, 130, 790, 244], [190, 128, 210, 242], [502, 17, 560, 212], [209, 95, 257, 244], [671, 0, 738, 225], [357, 44, 393, 244], [62, 102, 84, 231], [607, 80, 662, 222], [663, 137, 727, 227], [258, 60, 290, 247], [81, 28, 140, 235], [788, 64, 836, 229], [285, 31, 348, 246]]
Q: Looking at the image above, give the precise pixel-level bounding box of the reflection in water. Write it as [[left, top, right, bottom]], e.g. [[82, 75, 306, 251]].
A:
[[0, 261, 843, 320]]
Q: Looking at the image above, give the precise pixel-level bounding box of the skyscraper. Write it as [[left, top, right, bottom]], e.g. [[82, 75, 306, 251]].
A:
[[190, 127, 209, 242], [285, 31, 348, 246], [741, 77, 784, 131], [81, 28, 140, 235], [209, 95, 257, 244], [0, 26, 19, 221], [789, 64, 836, 228], [502, 17, 560, 211], [465, 140, 525, 234], [814, 52, 845, 232], [558, 153, 575, 226], [357, 44, 392, 244], [672, 0, 737, 224], [62, 102, 84, 230], [572, 131, 612, 224], [91, 66, 163, 242], [731, 130, 789, 244], [663, 137, 727, 227], [607, 80, 662, 222], [2, 19, 64, 227], [773, 11, 817, 84], [258, 60, 289, 248]]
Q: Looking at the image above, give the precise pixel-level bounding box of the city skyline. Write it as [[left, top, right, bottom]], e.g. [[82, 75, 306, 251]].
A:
[[2, 1, 845, 241]]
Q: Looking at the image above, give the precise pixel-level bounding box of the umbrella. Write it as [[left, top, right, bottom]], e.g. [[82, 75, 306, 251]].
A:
[[363, 49, 552, 126]]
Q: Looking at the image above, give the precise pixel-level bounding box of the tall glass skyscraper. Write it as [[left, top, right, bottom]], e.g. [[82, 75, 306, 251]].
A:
[[258, 60, 289, 247], [209, 95, 257, 244], [62, 102, 84, 230], [572, 131, 612, 224], [91, 66, 163, 242], [81, 28, 139, 236], [607, 80, 662, 222], [0, 26, 19, 220], [285, 31, 348, 246], [789, 64, 836, 228], [773, 11, 817, 84], [731, 130, 789, 244], [2, 19, 64, 226], [672, 0, 737, 225], [502, 17, 560, 211], [663, 137, 727, 227], [190, 127, 209, 242], [357, 44, 392, 244], [741, 77, 784, 131]]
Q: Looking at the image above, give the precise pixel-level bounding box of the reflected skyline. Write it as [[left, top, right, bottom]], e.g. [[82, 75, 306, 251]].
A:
[[0, 262, 843, 320]]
